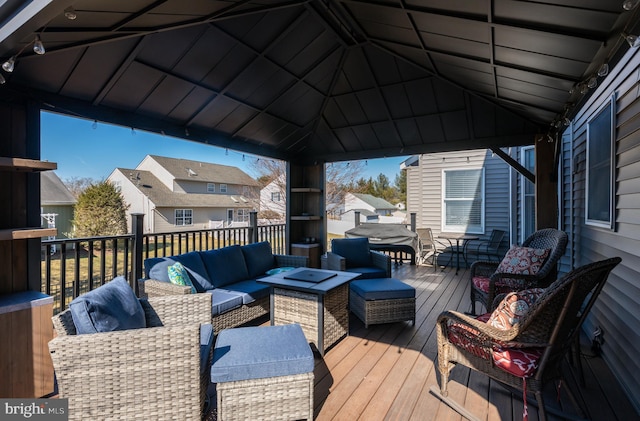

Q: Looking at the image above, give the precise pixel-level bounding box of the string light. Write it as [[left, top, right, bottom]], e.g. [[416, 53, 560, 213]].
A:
[[131, 128, 136, 135], [92, 120, 97, 129]]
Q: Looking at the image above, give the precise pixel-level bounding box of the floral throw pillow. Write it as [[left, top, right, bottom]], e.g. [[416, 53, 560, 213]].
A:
[[167, 262, 197, 294], [496, 246, 550, 276], [487, 288, 545, 330]]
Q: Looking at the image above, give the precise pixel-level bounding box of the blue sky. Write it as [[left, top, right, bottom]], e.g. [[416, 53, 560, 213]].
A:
[[40, 111, 408, 183]]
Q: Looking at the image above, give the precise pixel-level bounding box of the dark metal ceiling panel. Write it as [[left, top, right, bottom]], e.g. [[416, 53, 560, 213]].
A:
[[1, 0, 637, 164]]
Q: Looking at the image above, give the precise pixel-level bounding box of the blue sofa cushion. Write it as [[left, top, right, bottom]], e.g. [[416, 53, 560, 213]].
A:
[[206, 290, 244, 316], [211, 324, 314, 383], [69, 276, 146, 334], [350, 278, 416, 300], [174, 251, 215, 292], [241, 241, 276, 278], [218, 280, 270, 305], [201, 246, 250, 288], [145, 252, 214, 292], [145, 257, 173, 283], [200, 324, 214, 376], [347, 267, 388, 280], [332, 238, 372, 268]]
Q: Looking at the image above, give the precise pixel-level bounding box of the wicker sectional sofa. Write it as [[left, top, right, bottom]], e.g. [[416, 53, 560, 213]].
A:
[[139, 241, 308, 331]]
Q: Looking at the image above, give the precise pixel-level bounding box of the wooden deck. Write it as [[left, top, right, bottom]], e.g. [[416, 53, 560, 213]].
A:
[[310, 263, 638, 421]]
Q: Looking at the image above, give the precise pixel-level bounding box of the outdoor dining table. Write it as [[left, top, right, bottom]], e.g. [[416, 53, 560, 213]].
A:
[[437, 233, 479, 275]]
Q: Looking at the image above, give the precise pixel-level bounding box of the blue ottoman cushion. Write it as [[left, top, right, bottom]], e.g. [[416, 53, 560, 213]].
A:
[[211, 324, 314, 383], [350, 278, 416, 300], [200, 324, 214, 375]]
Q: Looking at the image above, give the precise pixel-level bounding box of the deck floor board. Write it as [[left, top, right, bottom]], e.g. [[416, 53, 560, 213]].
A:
[[309, 263, 638, 421]]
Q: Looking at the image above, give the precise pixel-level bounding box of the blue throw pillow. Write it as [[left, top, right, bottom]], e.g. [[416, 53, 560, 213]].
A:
[[167, 262, 197, 294], [69, 276, 146, 334], [331, 238, 372, 268], [241, 241, 276, 279], [201, 245, 250, 288]]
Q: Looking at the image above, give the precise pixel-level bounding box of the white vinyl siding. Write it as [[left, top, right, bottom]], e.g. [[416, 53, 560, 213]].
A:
[[442, 168, 484, 233]]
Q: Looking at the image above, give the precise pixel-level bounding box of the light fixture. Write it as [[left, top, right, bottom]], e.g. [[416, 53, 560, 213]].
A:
[[2, 56, 15, 72], [0, 73, 5, 84], [623, 0, 640, 10], [623, 33, 640, 48], [598, 63, 610, 77], [588, 76, 598, 89], [64, 7, 77, 20], [33, 35, 45, 55], [580, 84, 589, 94]]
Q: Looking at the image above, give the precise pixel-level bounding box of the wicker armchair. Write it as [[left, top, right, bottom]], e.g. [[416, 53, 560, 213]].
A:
[[470, 228, 568, 314], [49, 294, 213, 421], [434, 257, 621, 421], [322, 238, 391, 279]]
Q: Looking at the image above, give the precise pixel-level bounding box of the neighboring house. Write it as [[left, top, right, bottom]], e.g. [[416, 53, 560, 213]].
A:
[[41, 171, 76, 239], [341, 209, 379, 223], [259, 177, 286, 218], [344, 193, 396, 217], [107, 155, 259, 233]]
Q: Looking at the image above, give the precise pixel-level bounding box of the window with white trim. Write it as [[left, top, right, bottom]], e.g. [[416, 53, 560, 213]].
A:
[[207, 183, 215, 193], [586, 96, 614, 228], [220, 184, 228, 193], [175, 209, 193, 226], [442, 168, 484, 233], [237, 208, 250, 222], [521, 147, 536, 242], [271, 192, 281, 201]]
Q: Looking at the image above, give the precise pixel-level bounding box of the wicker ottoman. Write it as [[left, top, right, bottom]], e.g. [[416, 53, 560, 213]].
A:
[[211, 324, 315, 421], [349, 278, 416, 328]]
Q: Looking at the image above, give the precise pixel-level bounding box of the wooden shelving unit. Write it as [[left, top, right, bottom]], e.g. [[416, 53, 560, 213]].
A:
[[0, 157, 57, 172], [287, 163, 325, 254], [0, 228, 57, 240], [0, 154, 57, 397]]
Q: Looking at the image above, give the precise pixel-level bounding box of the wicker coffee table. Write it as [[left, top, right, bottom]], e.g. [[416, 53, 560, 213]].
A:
[[258, 267, 359, 355]]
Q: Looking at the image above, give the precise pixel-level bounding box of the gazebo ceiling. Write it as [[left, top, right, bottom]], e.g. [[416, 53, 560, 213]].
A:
[[0, 0, 638, 164]]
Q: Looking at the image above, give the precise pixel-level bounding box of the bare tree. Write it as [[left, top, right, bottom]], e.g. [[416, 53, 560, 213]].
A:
[[64, 176, 99, 199], [249, 159, 365, 220]]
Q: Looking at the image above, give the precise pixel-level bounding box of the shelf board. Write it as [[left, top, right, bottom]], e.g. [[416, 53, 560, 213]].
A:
[[290, 216, 322, 221], [0, 157, 57, 172], [0, 228, 57, 240], [290, 187, 322, 193]]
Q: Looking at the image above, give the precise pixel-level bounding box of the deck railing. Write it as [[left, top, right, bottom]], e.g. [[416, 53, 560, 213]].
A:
[[41, 212, 286, 313]]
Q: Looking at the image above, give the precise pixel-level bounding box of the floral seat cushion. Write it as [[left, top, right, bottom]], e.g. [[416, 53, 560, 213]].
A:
[[472, 276, 520, 294]]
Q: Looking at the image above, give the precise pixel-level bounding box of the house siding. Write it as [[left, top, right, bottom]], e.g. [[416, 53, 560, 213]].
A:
[[41, 205, 74, 239], [406, 149, 510, 253], [563, 47, 640, 411]]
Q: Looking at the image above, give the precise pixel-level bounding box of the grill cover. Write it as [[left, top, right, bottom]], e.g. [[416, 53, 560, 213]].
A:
[[345, 224, 418, 251]]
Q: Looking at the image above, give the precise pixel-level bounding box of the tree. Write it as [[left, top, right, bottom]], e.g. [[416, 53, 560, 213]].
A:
[[72, 181, 129, 238], [394, 169, 407, 206], [249, 159, 365, 219], [64, 176, 99, 199]]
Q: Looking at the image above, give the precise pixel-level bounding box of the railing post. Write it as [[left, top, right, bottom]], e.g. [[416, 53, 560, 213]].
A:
[[249, 211, 258, 244], [355, 211, 361, 226], [131, 213, 144, 295], [410, 212, 416, 231]]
